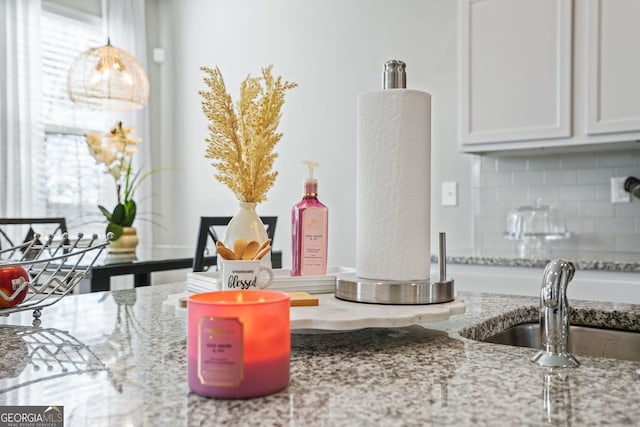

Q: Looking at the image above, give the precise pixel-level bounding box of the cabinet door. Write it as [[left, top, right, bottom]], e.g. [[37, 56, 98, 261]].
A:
[[586, 0, 640, 135], [459, 0, 572, 146]]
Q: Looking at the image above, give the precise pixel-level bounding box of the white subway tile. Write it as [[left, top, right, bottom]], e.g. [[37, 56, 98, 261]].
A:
[[513, 171, 544, 186], [529, 156, 562, 170], [480, 155, 498, 173], [481, 231, 511, 250], [557, 200, 578, 218], [544, 170, 578, 185], [560, 153, 598, 169], [528, 186, 561, 202], [577, 168, 614, 184], [614, 202, 640, 217], [572, 218, 597, 233], [483, 216, 503, 233], [479, 187, 497, 203], [481, 201, 508, 219], [575, 233, 616, 252], [596, 217, 635, 234], [496, 187, 529, 203], [482, 172, 512, 187], [577, 201, 614, 218], [553, 239, 579, 254], [615, 235, 640, 252], [471, 187, 482, 215], [496, 157, 528, 172], [597, 152, 637, 167], [594, 183, 611, 201], [613, 166, 640, 177], [560, 185, 596, 201]]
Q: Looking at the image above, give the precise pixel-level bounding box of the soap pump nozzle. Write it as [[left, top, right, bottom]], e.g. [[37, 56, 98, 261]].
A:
[[302, 160, 319, 196]]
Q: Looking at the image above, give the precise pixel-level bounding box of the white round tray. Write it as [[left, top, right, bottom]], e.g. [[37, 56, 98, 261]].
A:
[[162, 292, 465, 333]]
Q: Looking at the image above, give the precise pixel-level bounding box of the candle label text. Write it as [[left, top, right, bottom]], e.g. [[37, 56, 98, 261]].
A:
[[198, 317, 244, 387]]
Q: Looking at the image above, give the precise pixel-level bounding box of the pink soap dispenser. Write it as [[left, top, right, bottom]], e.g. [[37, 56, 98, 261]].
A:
[[291, 161, 328, 276]]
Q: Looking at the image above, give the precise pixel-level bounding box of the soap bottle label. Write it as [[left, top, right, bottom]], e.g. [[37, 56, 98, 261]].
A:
[[197, 317, 244, 387], [301, 207, 327, 275]]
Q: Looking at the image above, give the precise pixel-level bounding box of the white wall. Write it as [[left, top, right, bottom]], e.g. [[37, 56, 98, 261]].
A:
[[147, 0, 473, 269]]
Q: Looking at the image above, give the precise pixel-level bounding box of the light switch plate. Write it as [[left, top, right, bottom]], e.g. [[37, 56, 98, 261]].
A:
[[610, 177, 630, 203], [153, 47, 166, 64], [441, 181, 458, 206]]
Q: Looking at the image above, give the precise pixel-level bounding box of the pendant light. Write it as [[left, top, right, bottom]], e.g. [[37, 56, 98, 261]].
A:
[[67, 1, 149, 112]]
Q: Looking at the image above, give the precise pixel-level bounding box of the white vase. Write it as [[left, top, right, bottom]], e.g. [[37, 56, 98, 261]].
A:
[[222, 202, 271, 267]]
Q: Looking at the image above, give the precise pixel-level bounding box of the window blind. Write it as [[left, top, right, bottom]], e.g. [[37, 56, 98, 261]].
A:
[[38, 7, 109, 233]]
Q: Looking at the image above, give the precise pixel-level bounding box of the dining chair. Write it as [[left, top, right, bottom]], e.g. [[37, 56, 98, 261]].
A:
[[0, 217, 68, 250], [192, 216, 277, 272]]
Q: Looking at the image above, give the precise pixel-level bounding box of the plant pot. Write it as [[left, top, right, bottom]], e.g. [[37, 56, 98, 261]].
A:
[[109, 227, 139, 254], [222, 202, 271, 267]]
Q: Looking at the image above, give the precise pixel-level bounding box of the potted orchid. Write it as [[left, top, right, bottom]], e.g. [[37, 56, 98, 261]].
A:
[[85, 122, 159, 250]]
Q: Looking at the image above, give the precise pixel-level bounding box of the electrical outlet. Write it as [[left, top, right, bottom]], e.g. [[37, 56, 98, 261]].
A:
[[610, 177, 630, 203], [441, 181, 458, 206]]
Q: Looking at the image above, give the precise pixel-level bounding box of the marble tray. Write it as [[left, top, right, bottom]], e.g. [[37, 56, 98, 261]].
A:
[[162, 292, 466, 332]]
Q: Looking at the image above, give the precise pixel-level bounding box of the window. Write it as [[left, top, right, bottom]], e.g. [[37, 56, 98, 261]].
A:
[[38, 5, 109, 234]]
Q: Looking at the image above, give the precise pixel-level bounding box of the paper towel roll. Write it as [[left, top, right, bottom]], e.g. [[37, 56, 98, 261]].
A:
[[356, 89, 431, 281]]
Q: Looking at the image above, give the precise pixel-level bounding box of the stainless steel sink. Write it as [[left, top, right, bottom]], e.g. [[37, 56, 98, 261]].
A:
[[483, 323, 640, 362]]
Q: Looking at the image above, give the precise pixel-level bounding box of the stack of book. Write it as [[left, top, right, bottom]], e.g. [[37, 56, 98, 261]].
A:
[[186, 267, 355, 294]]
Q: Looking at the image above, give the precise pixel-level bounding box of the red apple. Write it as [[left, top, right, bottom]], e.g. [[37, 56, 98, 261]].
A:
[[0, 265, 30, 308]]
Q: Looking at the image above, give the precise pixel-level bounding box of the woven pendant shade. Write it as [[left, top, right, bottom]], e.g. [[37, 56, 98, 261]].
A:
[[67, 39, 149, 111]]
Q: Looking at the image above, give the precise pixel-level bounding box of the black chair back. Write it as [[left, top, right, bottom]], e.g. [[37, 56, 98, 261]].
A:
[[0, 217, 68, 250], [192, 216, 277, 272]]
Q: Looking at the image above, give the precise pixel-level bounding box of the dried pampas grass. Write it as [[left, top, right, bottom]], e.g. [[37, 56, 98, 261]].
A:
[[200, 65, 297, 203]]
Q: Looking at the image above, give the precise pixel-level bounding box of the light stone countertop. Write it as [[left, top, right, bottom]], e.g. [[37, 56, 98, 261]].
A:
[[432, 249, 640, 272], [0, 283, 638, 426]]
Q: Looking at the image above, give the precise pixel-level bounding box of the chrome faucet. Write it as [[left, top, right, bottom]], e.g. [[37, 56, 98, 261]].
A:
[[531, 259, 579, 368]]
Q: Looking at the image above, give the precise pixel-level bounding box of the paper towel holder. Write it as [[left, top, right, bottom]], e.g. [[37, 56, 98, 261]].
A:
[[335, 232, 455, 305], [383, 59, 406, 89]]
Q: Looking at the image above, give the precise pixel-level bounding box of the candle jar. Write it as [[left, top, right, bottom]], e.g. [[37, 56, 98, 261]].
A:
[[187, 290, 290, 398]]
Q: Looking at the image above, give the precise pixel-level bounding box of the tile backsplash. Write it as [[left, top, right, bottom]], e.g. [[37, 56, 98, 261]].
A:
[[472, 149, 640, 254]]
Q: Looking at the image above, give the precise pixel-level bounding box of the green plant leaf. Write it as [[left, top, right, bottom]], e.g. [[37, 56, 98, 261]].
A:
[[128, 166, 172, 199], [106, 222, 124, 241], [123, 160, 134, 201], [98, 205, 112, 221], [123, 199, 137, 226], [111, 203, 126, 225]]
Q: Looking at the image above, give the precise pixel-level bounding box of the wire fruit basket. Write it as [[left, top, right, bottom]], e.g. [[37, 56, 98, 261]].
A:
[[0, 233, 111, 325]]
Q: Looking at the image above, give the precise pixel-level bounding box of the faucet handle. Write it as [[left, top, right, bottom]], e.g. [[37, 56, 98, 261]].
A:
[[541, 259, 575, 308], [543, 259, 575, 285]]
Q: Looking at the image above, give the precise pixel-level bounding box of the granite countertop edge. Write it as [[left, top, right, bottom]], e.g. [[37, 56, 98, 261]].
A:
[[430, 254, 640, 272]]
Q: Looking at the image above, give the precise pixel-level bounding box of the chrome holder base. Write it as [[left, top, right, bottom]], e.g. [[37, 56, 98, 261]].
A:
[[531, 349, 580, 368], [335, 273, 455, 305]]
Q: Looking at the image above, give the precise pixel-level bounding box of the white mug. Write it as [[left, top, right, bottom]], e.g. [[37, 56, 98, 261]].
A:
[[220, 259, 274, 290]]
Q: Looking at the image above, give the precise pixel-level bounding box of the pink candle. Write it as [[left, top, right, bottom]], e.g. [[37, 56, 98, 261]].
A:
[[187, 290, 290, 398]]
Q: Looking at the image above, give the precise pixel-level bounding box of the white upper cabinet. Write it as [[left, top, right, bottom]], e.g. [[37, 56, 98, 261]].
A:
[[458, 0, 640, 153], [584, 0, 640, 135]]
